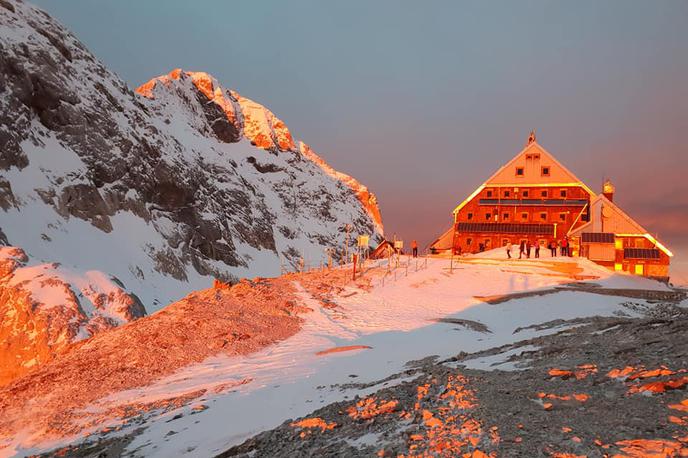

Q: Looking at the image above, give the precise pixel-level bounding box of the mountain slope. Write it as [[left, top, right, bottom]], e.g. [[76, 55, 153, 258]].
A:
[[0, 0, 383, 313]]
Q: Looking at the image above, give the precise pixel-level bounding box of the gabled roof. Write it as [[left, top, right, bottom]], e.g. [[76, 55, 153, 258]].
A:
[[486, 142, 591, 188], [452, 141, 595, 215], [570, 194, 646, 235], [569, 194, 673, 257]]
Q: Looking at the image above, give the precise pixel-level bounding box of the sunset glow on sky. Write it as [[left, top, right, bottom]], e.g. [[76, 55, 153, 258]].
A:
[[32, 0, 688, 281]]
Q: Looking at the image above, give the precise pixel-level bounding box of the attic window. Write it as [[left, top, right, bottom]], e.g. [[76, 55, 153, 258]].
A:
[[522, 190, 529, 197], [541, 166, 550, 176], [516, 167, 524, 176], [467, 212, 473, 220], [504, 190, 510, 198], [560, 189, 567, 198], [486, 190, 493, 197], [541, 190, 548, 198]]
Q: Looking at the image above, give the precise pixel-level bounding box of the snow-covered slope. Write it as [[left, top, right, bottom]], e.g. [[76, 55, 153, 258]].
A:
[[1, 250, 680, 457], [0, 246, 145, 386], [0, 1, 383, 314]]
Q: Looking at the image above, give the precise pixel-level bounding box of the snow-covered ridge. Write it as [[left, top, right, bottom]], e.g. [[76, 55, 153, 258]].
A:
[[0, 246, 145, 386], [136, 68, 383, 231]]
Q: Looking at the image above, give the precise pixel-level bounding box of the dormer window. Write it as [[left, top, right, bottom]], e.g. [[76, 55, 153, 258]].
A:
[[516, 167, 524, 176], [541, 166, 550, 176]]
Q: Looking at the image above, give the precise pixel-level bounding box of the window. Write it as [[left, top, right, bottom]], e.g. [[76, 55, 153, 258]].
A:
[[522, 190, 529, 198], [467, 212, 473, 220], [467, 238, 472, 246], [540, 212, 547, 221], [516, 167, 524, 176], [486, 190, 493, 198], [485, 213, 492, 220], [615, 239, 623, 250], [559, 213, 567, 221], [503, 213, 510, 220], [541, 166, 550, 176], [634, 264, 644, 275], [541, 190, 548, 198], [521, 212, 528, 221], [533, 154, 540, 160], [614, 263, 623, 271], [560, 189, 567, 198], [504, 190, 510, 198], [502, 239, 510, 246]]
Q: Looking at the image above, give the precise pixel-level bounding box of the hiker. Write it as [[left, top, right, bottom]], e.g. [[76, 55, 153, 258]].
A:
[[506, 241, 512, 259], [519, 240, 525, 259], [535, 243, 540, 258], [526, 240, 532, 259], [411, 240, 418, 258]]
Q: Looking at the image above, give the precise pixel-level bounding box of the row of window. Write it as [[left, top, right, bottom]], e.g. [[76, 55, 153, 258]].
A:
[[515, 165, 551, 177], [485, 188, 568, 198], [466, 211, 568, 222]]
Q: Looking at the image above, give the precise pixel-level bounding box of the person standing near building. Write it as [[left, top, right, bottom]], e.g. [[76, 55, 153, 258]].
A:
[[411, 240, 418, 258], [560, 237, 568, 256], [526, 240, 532, 258], [506, 241, 512, 259], [535, 242, 540, 258], [519, 240, 525, 259], [549, 240, 557, 257]]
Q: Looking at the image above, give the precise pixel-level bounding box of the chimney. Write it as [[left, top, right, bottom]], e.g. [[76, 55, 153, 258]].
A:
[[602, 179, 615, 202]]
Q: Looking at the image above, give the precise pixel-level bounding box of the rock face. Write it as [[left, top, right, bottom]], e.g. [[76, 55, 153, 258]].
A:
[[0, 1, 384, 311], [0, 246, 145, 386]]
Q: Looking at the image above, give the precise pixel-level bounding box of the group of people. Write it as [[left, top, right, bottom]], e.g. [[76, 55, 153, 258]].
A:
[[505, 236, 571, 259]]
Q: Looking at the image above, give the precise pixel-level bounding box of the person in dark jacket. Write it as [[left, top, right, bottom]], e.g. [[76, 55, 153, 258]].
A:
[[550, 240, 557, 257], [519, 240, 525, 259], [526, 240, 532, 258], [535, 243, 540, 258]]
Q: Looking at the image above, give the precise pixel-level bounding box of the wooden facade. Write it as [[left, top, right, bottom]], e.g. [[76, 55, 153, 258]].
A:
[[432, 136, 673, 280]]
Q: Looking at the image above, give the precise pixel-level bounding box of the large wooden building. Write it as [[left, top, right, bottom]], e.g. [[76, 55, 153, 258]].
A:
[[430, 133, 673, 280]]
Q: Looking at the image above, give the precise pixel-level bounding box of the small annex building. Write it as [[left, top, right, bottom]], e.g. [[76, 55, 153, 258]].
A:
[[370, 240, 397, 259], [568, 188, 672, 280], [430, 132, 673, 280]]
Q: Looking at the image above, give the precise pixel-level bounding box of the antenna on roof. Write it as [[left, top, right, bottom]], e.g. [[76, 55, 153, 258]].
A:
[[527, 129, 536, 146]]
